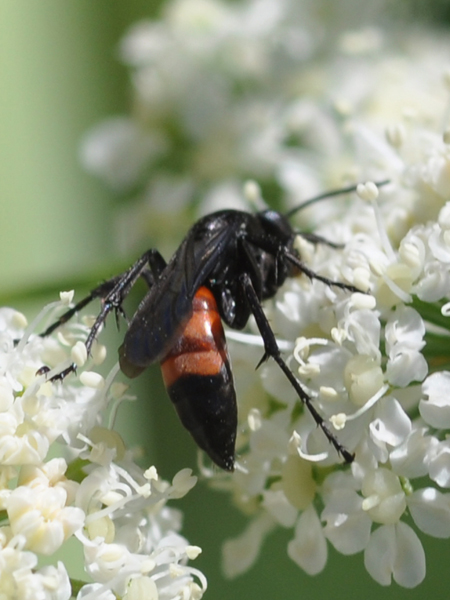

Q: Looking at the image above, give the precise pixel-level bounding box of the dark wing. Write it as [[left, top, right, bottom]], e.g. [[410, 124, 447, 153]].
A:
[[119, 219, 236, 377]]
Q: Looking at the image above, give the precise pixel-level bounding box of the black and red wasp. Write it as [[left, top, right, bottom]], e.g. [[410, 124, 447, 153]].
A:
[[40, 182, 386, 471]]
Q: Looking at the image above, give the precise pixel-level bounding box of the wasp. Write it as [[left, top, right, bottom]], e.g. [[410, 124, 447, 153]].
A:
[[41, 182, 386, 471]]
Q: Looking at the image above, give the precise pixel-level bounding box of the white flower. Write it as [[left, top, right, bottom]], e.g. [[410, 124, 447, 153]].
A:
[[0, 400, 50, 465], [0, 298, 206, 599], [384, 306, 428, 387], [75, 454, 205, 598], [23, 563, 72, 600], [80, 117, 166, 192], [426, 437, 450, 488], [408, 487, 450, 538], [322, 475, 372, 555], [287, 506, 327, 576], [222, 512, 275, 578], [7, 485, 84, 555], [78, 0, 450, 590], [364, 522, 425, 587], [18, 458, 79, 502], [0, 526, 71, 600], [389, 428, 432, 478], [280, 454, 316, 511], [261, 488, 297, 527], [361, 468, 406, 525], [420, 372, 450, 428]]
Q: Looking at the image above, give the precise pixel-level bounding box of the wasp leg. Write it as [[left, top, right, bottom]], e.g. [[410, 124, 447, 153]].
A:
[[297, 232, 344, 249], [40, 249, 166, 381], [238, 271, 354, 464], [78, 249, 169, 360], [39, 276, 122, 338], [284, 250, 366, 295]]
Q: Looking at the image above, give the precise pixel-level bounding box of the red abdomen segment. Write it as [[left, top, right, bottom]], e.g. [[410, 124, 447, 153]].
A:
[[160, 286, 237, 471]]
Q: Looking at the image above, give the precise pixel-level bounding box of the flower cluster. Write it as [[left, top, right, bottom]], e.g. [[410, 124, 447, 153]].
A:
[[78, 0, 450, 590], [0, 299, 206, 599], [80, 0, 449, 255], [218, 173, 450, 587]]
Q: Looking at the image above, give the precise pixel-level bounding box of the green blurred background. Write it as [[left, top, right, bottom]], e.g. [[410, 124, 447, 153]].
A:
[[1, 1, 450, 598]]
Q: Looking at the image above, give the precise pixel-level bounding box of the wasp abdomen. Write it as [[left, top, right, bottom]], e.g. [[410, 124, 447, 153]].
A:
[[160, 286, 237, 471]]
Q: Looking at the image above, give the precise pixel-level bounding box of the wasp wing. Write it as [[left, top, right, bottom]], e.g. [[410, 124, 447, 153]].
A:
[[119, 219, 236, 377]]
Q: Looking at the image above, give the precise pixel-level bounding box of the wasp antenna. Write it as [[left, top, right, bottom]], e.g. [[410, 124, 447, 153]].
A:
[[285, 179, 390, 219]]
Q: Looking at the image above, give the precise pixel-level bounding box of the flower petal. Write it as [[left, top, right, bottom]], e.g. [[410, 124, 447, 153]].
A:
[[222, 513, 275, 578], [408, 488, 450, 538], [364, 523, 425, 587], [420, 372, 450, 428], [322, 489, 371, 554], [287, 506, 327, 575]]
